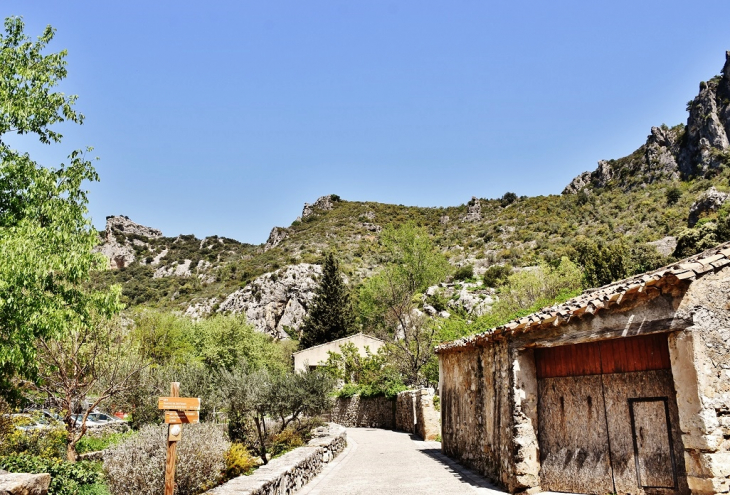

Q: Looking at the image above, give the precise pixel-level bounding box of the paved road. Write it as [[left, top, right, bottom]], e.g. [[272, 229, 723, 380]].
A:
[[298, 428, 508, 495]]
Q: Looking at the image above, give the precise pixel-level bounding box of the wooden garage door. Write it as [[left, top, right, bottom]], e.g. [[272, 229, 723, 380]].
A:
[[535, 334, 687, 495]]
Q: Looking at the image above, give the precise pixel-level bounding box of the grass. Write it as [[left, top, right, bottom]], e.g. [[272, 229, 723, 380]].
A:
[[76, 430, 136, 455]]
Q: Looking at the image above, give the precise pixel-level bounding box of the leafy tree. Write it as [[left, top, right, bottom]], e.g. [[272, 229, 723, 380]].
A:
[[500, 192, 518, 206], [298, 253, 356, 350], [665, 186, 682, 205], [34, 316, 146, 461], [359, 223, 450, 385], [0, 17, 121, 400], [572, 236, 631, 287]]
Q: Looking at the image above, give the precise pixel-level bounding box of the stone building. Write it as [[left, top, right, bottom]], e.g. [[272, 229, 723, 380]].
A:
[[293, 333, 384, 373], [436, 243, 730, 495]]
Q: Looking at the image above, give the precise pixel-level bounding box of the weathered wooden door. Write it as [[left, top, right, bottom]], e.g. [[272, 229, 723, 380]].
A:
[[535, 334, 687, 495]]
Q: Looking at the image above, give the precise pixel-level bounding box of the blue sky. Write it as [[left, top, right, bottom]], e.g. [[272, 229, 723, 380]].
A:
[[3, 1, 730, 243]]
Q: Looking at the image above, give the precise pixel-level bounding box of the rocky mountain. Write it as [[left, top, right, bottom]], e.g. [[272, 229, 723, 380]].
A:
[[92, 51, 730, 340], [565, 51, 730, 194]]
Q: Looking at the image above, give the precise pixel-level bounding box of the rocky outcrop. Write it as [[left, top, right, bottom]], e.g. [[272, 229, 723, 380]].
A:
[[96, 216, 162, 269], [461, 197, 482, 222], [564, 51, 730, 194], [648, 236, 678, 257], [302, 195, 334, 219], [688, 187, 730, 227], [217, 264, 322, 339], [264, 227, 288, 252], [423, 282, 495, 317]]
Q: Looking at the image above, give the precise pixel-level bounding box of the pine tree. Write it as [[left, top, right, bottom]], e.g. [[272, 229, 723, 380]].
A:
[[298, 253, 356, 350]]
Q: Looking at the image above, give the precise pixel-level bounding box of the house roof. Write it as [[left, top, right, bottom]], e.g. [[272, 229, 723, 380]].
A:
[[292, 332, 384, 356], [436, 241, 730, 354]]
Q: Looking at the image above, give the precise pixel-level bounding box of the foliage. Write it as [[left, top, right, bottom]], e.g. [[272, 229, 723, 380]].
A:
[[103, 423, 228, 495], [358, 224, 450, 385], [452, 264, 474, 281], [572, 237, 631, 287], [299, 253, 357, 350], [224, 442, 258, 478], [75, 430, 135, 455], [219, 368, 334, 463], [33, 315, 145, 461], [500, 192, 518, 206], [428, 258, 584, 363], [482, 264, 512, 287], [0, 415, 66, 459], [0, 454, 102, 495], [323, 343, 407, 399], [666, 186, 682, 205], [0, 17, 122, 400], [131, 311, 196, 365]]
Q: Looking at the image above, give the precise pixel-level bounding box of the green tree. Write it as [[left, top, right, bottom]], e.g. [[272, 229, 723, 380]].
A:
[[298, 253, 356, 350], [359, 223, 450, 385], [0, 17, 121, 400]]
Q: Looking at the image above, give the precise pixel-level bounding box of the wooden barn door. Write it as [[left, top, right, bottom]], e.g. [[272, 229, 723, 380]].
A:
[[535, 334, 687, 495]]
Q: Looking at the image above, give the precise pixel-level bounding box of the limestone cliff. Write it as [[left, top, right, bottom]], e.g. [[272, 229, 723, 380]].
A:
[[96, 215, 162, 269], [217, 263, 323, 339], [565, 51, 730, 194]]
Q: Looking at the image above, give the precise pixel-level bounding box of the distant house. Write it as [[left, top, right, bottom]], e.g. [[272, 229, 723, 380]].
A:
[[293, 333, 384, 373], [437, 242, 730, 495]]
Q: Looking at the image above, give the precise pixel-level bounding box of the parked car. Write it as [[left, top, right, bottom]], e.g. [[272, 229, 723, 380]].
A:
[[87, 412, 123, 424], [70, 414, 103, 429]]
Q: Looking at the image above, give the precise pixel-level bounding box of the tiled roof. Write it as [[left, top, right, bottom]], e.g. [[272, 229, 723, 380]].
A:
[[435, 241, 730, 354]]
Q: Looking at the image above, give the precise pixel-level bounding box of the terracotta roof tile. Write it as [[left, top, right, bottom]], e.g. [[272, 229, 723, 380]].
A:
[[435, 241, 730, 354]]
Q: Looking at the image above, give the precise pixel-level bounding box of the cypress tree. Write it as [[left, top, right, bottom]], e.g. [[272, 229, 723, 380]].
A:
[[298, 253, 356, 350]]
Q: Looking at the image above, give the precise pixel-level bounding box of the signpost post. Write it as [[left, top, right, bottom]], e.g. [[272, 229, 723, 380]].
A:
[[159, 383, 200, 495]]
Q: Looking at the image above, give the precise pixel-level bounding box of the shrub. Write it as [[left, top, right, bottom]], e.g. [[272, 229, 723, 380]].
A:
[[0, 454, 101, 495], [224, 443, 258, 478], [452, 264, 474, 281], [665, 186, 682, 205], [482, 264, 512, 288], [76, 431, 135, 455], [104, 423, 229, 495], [500, 192, 517, 207], [0, 416, 66, 459]]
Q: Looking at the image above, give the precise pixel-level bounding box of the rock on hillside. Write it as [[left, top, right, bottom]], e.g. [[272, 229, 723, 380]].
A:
[[565, 51, 730, 193], [217, 263, 323, 339], [96, 215, 163, 269]]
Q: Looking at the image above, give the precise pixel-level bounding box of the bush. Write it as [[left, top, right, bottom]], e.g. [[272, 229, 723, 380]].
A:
[[0, 416, 66, 459], [666, 186, 682, 205], [482, 264, 512, 287], [0, 454, 101, 495], [76, 431, 135, 455], [452, 264, 474, 281], [104, 423, 229, 495], [224, 442, 257, 478], [500, 192, 517, 207]]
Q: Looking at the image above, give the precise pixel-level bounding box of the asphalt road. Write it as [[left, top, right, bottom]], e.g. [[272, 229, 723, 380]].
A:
[[297, 427, 508, 495]]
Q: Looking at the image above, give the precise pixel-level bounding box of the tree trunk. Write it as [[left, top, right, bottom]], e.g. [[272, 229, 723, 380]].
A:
[[66, 437, 78, 462], [254, 416, 268, 465]]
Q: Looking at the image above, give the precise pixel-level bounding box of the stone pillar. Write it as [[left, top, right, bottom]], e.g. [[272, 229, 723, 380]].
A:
[[509, 348, 541, 492], [669, 330, 730, 494], [416, 388, 441, 441]]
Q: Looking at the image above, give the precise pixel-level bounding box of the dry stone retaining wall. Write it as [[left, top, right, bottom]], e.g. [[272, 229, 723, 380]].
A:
[[330, 396, 395, 429], [207, 423, 346, 495], [395, 390, 416, 433]]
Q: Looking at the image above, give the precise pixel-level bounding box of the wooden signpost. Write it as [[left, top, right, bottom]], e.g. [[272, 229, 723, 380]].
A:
[[159, 382, 200, 495]]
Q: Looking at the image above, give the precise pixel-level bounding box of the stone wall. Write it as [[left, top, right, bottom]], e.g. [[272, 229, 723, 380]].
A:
[[207, 423, 346, 495], [672, 268, 730, 494], [331, 396, 395, 429], [415, 388, 441, 441], [395, 390, 416, 433], [438, 265, 730, 494]]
